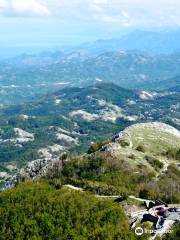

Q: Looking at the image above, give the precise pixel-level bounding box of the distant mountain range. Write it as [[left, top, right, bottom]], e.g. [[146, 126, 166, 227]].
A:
[[73, 29, 180, 55], [0, 29, 179, 123], [0, 50, 180, 105]]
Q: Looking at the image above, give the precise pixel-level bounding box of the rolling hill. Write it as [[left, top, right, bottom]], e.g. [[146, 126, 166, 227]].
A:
[[0, 50, 180, 105], [0, 82, 179, 186]]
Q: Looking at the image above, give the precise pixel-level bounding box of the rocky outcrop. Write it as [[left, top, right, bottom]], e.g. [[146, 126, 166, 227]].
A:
[[2, 155, 65, 190]]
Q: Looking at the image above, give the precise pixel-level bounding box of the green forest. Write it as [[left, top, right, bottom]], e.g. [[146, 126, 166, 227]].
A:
[[0, 180, 141, 240]]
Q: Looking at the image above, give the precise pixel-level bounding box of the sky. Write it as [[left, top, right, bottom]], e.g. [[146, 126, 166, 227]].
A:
[[0, 0, 180, 54]]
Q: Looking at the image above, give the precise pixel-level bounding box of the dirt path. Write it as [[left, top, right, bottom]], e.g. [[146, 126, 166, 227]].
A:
[[64, 184, 122, 198], [64, 184, 148, 201]]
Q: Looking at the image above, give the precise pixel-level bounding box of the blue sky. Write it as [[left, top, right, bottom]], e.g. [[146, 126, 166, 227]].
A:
[[0, 0, 180, 54]]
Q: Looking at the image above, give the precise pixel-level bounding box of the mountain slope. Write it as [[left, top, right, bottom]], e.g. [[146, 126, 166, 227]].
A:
[[58, 122, 180, 205], [5, 122, 180, 198], [1, 122, 180, 240], [111, 122, 180, 157], [0, 83, 179, 186]]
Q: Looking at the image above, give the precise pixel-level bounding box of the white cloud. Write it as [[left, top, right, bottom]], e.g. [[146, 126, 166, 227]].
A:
[[0, 0, 51, 17], [0, 0, 8, 8], [12, 0, 50, 16], [89, 0, 180, 27], [0, 0, 180, 27]]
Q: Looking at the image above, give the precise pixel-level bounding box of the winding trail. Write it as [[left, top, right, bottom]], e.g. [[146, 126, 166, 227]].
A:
[[64, 184, 122, 198], [64, 184, 148, 201]]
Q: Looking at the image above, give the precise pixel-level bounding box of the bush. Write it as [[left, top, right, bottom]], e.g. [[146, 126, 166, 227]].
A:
[[87, 140, 110, 154], [139, 189, 150, 199], [163, 224, 180, 239], [176, 149, 180, 161], [165, 148, 178, 159], [136, 145, 146, 153], [145, 155, 163, 171], [119, 139, 130, 147]]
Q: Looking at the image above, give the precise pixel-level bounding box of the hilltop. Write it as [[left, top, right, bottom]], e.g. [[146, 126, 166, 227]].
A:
[[105, 122, 180, 163]]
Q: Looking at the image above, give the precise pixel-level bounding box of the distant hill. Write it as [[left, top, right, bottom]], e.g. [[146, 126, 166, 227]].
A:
[[0, 50, 180, 104], [74, 30, 180, 55], [165, 76, 180, 92]]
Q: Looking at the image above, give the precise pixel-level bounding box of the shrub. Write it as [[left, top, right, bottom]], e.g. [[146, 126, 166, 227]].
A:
[[119, 139, 130, 147], [145, 155, 163, 171], [165, 148, 178, 159], [139, 189, 150, 199], [87, 140, 110, 154], [176, 149, 180, 161], [136, 145, 146, 153]]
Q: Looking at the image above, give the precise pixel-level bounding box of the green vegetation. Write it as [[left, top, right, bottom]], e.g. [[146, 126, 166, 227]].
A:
[[165, 148, 180, 161], [0, 49, 179, 240], [87, 140, 110, 154], [136, 145, 146, 153], [0, 165, 10, 173], [163, 224, 180, 240], [59, 152, 155, 196], [0, 180, 138, 240], [1, 51, 180, 106], [145, 155, 163, 171], [141, 164, 180, 203], [176, 149, 180, 161], [59, 151, 180, 203], [0, 82, 179, 181]]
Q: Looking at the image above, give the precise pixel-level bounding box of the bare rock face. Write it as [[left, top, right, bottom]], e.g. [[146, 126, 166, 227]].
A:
[[138, 91, 155, 100], [3, 155, 64, 190]]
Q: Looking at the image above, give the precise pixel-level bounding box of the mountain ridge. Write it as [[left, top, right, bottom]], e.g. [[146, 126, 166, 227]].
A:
[[3, 121, 180, 191], [72, 30, 180, 55]]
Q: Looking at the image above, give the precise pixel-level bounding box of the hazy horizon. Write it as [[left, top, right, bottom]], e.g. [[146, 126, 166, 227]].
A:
[[1, 0, 180, 55]]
